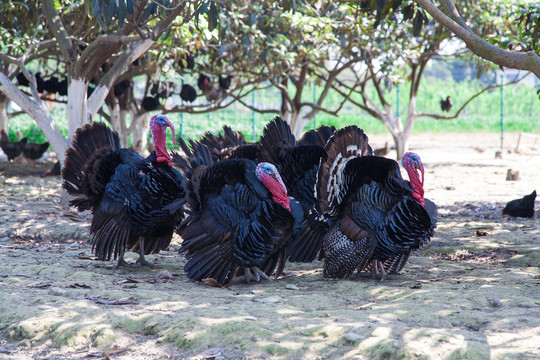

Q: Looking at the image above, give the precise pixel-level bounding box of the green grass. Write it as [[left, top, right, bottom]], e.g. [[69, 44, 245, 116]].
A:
[[5, 76, 539, 146]]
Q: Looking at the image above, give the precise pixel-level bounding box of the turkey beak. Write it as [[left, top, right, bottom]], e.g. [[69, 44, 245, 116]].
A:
[[166, 119, 176, 145]]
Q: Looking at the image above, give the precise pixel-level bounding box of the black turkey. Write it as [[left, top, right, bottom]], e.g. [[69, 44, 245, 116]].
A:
[[255, 117, 328, 262], [502, 190, 536, 218], [298, 125, 336, 146], [173, 141, 298, 285], [298, 126, 435, 279], [198, 125, 257, 162], [62, 115, 186, 268]]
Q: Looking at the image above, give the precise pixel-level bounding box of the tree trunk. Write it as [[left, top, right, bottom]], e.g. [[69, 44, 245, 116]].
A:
[[0, 92, 8, 131], [391, 133, 409, 160], [131, 112, 149, 154], [66, 78, 88, 143]]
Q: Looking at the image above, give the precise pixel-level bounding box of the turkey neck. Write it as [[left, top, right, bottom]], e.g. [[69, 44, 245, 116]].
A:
[[405, 165, 424, 206], [263, 178, 290, 211], [152, 126, 172, 167]]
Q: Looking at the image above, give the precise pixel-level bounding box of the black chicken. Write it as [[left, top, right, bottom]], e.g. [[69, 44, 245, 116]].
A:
[[502, 190, 536, 218], [198, 74, 224, 101], [1, 129, 27, 162], [219, 75, 232, 90], [22, 140, 49, 164], [440, 96, 453, 112], [173, 141, 298, 285], [180, 84, 197, 103], [297, 126, 435, 279], [42, 161, 61, 177], [62, 115, 186, 268]]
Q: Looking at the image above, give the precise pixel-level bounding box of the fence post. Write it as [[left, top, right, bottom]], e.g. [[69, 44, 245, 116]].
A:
[[396, 84, 400, 118], [252, 91, 256, 142], [500, 74, 504, 149], [313, 81, 317, 129]]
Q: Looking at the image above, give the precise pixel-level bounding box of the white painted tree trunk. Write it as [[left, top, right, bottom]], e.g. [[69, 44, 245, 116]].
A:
[[131, 112, 150, 154], [66, 78, 88, 143], [0, 73, 68, 163], [0, 92, 8, 132]]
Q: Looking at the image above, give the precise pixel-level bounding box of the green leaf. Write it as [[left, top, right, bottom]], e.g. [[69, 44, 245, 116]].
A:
[[218, 44, 226, 56], [208, 2, 218, 31]]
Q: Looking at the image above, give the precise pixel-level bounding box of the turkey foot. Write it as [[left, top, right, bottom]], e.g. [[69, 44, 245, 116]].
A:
[[371, 260, 388, 282], [243, 266, 271, 283], [133, 253, 156, 268], [115, 257, 131, 268], [132, 239, 156, 268]]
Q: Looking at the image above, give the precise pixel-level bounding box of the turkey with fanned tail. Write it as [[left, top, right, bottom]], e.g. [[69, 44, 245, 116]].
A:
[[172, 141, 300, 285], [61, 115, 186, 268], [255, 117, 328, 262], [297, 125, 436, 279]]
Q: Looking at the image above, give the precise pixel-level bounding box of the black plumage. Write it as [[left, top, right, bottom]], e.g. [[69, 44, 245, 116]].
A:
[[1, 129, 27, 161], [114, 80, 131, 97], [35, 72, 46, 93], [142, 96, 160, 111], [197, 125, 257, 163], [173, 143, 297, 285], [298, 125, 336, 146], [297, 126, 435, 279], [178, 53, 195, 69], [502, 190, 536, 218], [17, 73, 30, 87], [43, 77, 59, 94], [23, 140, 49, 162], [219, 75, 232, 90], [57, 79, 68, 96], [440, 96, 453, 112], [62, 116, 186, 267], [255, 117, 328, 262], [180, 84, 197, 102]]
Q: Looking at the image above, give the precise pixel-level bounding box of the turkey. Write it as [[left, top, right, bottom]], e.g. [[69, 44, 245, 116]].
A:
[[173, 141, 299, 285], [254, 117, 328, 262], [198, 125, 257, 162], [1, 129, 27, 162], [298, 125, 336, 146], [298, 126, 435, 279], [440, 96, 453, 112], [502, 190, 536, 218], [62, 115, 186, 268]]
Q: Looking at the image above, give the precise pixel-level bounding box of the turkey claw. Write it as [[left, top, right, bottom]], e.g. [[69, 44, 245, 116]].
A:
[[243, 266, 272, 284]]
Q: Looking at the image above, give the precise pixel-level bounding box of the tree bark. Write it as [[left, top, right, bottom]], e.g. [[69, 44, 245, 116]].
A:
[[0, 92, 8, 132]]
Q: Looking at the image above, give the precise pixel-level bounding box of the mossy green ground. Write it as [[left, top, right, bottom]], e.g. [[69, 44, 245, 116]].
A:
[[0, 132, 539, 359]]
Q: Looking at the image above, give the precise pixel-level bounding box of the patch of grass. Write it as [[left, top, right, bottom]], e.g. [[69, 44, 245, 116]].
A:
[[264, 343, 290, 356], [364, 339, 407, 360]]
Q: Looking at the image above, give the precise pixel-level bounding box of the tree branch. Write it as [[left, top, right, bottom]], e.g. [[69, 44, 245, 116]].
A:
[[415, 0, 540, 78]]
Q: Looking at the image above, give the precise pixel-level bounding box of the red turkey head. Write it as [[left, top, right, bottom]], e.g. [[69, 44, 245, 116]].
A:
[[255, 162, 290, 211], [150, 114, 176, 166], [401, 152, 425, 206]]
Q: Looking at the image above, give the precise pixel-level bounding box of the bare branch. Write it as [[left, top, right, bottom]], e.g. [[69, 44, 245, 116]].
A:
[[415, 0, 540, 78]]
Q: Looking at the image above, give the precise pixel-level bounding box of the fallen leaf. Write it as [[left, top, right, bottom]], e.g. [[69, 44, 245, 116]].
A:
[[409, 283, 422, 289], [29, 282, 52, 289], [102, 347, 131, 359], [201, 278, 231, 288], [476, 230, 488, 236], [67, 283, 91, 289], [87, 296, 139, 305], [117, 277, 155, 284]]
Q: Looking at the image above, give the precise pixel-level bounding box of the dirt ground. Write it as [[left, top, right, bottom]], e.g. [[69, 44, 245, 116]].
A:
[[0, 132, 539, 360]]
